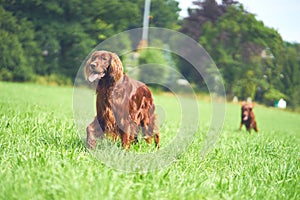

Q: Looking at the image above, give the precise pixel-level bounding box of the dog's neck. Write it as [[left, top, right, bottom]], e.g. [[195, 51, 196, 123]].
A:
[[96, 73, 124, 96]]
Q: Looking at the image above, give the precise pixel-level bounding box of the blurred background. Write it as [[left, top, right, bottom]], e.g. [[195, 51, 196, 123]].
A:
[[1, 0, 299, 110]]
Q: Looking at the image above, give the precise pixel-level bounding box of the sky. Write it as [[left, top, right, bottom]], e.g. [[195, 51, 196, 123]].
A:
[[177, 0, 300, 43]]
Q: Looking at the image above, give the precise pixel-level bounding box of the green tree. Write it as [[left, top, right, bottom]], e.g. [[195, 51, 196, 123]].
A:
[[150, 0, 180, 29], [0, 6, 39, 81], [138, 49, 169, 89], [182, 2, 286, 102], [180, 0, 237, 40], [1, 0, 181, 81], [281, 43, 300, 109]]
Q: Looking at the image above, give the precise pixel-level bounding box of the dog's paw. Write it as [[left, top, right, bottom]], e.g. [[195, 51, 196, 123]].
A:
[[87, 139, 96, 149]]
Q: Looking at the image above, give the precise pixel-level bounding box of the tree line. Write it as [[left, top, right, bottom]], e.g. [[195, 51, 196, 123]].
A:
[[180, 0, 300, 109], [1, 0, 300, 109], [0, 0, 179, 84]]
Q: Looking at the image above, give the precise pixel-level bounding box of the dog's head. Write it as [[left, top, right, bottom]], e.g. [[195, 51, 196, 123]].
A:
[[84, 50, 123, 82], [241, 102, 254, 121]]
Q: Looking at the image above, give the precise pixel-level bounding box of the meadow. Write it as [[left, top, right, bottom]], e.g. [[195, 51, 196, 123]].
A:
[[0, 82, 299, 200]]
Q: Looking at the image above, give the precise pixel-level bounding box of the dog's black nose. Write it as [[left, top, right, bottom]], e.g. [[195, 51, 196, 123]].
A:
[[90, 63, 96, 69]]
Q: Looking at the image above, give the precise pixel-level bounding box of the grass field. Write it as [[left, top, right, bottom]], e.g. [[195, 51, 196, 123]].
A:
[[0, 82, 299, 200]]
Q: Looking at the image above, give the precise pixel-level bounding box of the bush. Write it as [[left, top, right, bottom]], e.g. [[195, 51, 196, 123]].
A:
[[0, 68, 13, 81], [33, 74, 72, 86], [232, 70, 257, 100], [138, 49, 169, 90], [289, 85, 300, 110], [263, 88, 286, 106]]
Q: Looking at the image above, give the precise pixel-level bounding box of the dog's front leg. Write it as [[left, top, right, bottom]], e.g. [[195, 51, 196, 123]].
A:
[[239, 123, 243, 131], [86, 117, 100, 149], [121, 131, 131, 150], [252, 121, 258, 132]]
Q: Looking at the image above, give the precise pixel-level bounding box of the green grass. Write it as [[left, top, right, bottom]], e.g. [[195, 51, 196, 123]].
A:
[[0, 82, 299, 199]]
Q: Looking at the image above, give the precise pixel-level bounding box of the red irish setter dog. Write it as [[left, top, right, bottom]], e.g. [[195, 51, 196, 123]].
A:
[[84, 50, 160, 150], [239, 102, 258, 133]]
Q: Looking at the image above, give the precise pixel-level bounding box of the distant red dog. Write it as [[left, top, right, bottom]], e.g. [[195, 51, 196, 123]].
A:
[[239, 102, 258, 132], [84, 50, 160, 150]]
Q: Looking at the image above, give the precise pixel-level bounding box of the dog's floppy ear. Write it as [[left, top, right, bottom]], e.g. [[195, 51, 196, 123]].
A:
[[110, 53, 123, 71], [84, 52, 95, 80], [241, 101, 247, 106], [109, 53, 123, 78]]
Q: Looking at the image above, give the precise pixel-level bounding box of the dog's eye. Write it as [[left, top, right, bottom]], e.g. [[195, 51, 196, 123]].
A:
[[101, 57, 107, 61]]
